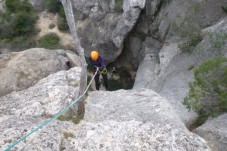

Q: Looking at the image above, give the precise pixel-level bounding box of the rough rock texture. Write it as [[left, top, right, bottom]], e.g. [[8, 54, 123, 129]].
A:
[[0, 67, 81, 117], [189, 0, 227, 28], [155, 0, 227, 40], [61, 89, 211, 151], [0, 115, 73, 151], [133, 17, 227, 126], [1, 0, 226, 150], [0, 0, 4, 12], [0, 67, 81, 151], [133, 43, 197, 126], [0, 48, 80, 97], [72, 0, 146, 63], [0, 70, 211, 150], [116, 35, 162, 69], [112, 0, 146, 48], [194, 113, 227, 151], [121, 0, 227, 69]]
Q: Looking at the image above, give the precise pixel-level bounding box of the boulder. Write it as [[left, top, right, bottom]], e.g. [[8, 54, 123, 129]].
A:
[[133, 17, 227, 126], [0, 67, 81, 151], [0, 48, 80, 97], [0, 72, 210, 150], [133, 43, 197, 126], [194, 113, 227, 151], [61, 89, 211, 151], [0, 67, 81, 117]]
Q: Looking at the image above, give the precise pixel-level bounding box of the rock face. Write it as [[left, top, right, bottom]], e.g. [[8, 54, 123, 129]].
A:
[[133, 43, 197, 126], [0, 69, 211, 150], [194, 114, 227, 151], [0, 115, 73, 151], [72, 0, 146, 63], [0, 0, 5, 12], [121, 0, 227, 69], [61, 89, 210, 151], [0, 67, 81, 117], [133, 16, 227, 126], [0, 67, 81, 150], [0, 48, 80, 97], [1, 0, 226, 150]]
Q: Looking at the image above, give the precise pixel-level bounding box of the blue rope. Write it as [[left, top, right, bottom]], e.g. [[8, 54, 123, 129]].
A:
[[4, 69, 98, 151]]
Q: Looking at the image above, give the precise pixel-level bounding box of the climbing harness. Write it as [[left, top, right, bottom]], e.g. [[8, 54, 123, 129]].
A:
[[100, 68, 107, 74], [95, 66, 108, 74], [4, 69, 99, 151]]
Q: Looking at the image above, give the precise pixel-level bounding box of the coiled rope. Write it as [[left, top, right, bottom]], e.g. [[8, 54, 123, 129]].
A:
[[4, 69, 99, 151]]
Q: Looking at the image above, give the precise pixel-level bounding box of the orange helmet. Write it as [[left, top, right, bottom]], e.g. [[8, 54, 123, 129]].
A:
[[90, 50, 99, 61]]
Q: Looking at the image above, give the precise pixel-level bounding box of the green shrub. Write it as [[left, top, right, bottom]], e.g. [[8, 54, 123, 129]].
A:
[[38, 33, 60, 49], [10, 36, 36, 51], [207, 32, 227, 49], [57, 5, 69, 32], [57, 17, 69, 32], [5, 0, 34, 14], [49, 23, 55, 29], [0, 0, 37, 40], [20, 0, 34, 13], [178, 31, 203, 53], [0, 20, 12, 39], [59, 6, 66, 19], [10, 12, 37, 37], [183, 56, 227, 125], [42, 0, 61, 13], [42, 0, 66, 18], [5, 0, 20, 13]]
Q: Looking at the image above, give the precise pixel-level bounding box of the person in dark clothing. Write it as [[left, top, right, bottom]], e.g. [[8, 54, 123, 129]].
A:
[[89, 50, 109, 91]]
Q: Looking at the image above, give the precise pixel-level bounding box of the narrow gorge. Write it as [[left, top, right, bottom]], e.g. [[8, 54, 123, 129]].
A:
[[0, 0, 227, 150]]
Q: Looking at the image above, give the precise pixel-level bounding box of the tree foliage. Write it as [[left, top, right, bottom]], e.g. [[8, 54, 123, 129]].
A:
[[183, 56, 227, 124], [0, 0, 37, 40]]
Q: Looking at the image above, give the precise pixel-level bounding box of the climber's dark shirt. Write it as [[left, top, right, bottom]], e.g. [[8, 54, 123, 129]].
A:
[[89, 56, 106, 70]]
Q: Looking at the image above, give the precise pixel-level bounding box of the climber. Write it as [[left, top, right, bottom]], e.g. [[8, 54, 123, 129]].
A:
[[89, 50, 109, 91]]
